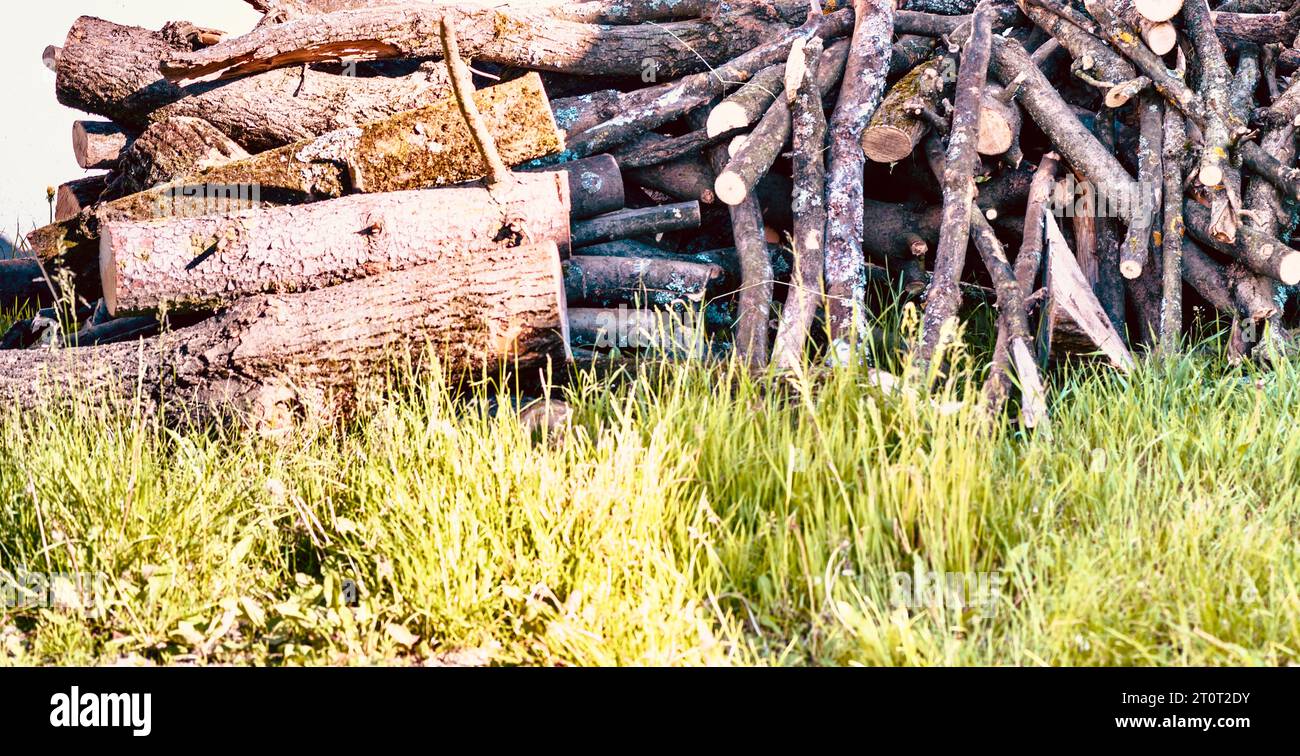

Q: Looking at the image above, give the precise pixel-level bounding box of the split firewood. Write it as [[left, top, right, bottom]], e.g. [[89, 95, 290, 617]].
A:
[[824, 0, 894, 347], [54, 16, 454, 153], [773, 35, 828, 371], [862, 54, 952, 163], [1038, 213, 1135, 372], [99, 175, 571, 316], [29, 72, 563, 284], [715, 38, 850, 205], [72, 120, 129, 170], [915, 2, 992, 375], [108, 116, 249, 197], [571, 202, 701, 248], [54, 175, 107, 223], [159, 1, 812, 85], [562, 254, 724, 307], [0, 242, 569, 431]]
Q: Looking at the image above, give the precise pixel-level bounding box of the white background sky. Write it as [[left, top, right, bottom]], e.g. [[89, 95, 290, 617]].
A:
[[0, 2, 262, 248]]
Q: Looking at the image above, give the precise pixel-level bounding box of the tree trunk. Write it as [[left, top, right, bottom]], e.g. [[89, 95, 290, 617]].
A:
[[0, 242, 569, 432], [55, 16, 456, 153], [100, 174, 572, 316], [110, 116, 249, 197], [161, 1, 813, 85]]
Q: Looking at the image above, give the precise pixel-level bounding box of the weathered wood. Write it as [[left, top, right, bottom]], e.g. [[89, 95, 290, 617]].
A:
[[100, 175, 571, 316], [55, 16, 455, 153], [0, 242, 569, 430], [1213, 5, 1300, 43], [563, 254, 723, 307], [1159, 105, 1186, 354], [244, 0, 713, 25], [161, 1, 812, 85], [1038, 212, 1135, 371], [73, 120, 129, 170], [1185, 0, 1233, 188], [773, 36, 828, 371], [55, 175, 107, 223], [825, 0, 894, 345], [110, 116, 249, 197], [528, 154, 624, 220], [571, 202, 701, 248], [1120, 93, 1163, 279]]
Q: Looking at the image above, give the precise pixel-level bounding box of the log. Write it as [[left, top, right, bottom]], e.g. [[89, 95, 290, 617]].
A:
[[563, 9, 852, 157], [1120, 93, 1163, 279], [824, 0, 894, 345], [862, 54, 951, 163], [573, 239, 751, 291], [567, 307, 700, 354], [571, 202, 701, 248], [0, 258, 50, 310], [1089, 109, 1126, 334], [916, 2, 992, 374], [706, 64, 786, 139], [715, 38, 850, 205], [1159, 105, 1185, 353], [977, 83, 1023, 159], [1037, 212, 1135, 371], [55, 16, 455, 153], [612, 129, 724, 170], [1185, 0, 1233, 188], [773, 36, 829, 371], [562, 254, 723, 307], [160, 1, 812, 85], [528, 154, 624, 220], [1135, 0, 1183, 22], [0, 242, 569, 430], [72, 120, 129, 170], [100, 174, 571, 316], [54, 175, 107, 223], [1213, 6, 1300, 43], [623, 153, 718, 204], [110, 116, 249, 197], [29, 72, 563, 278], [1183, 200, 1300, 284], [243, 0, 713, 25]]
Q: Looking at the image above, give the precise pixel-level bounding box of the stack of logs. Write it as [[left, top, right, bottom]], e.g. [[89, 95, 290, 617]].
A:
[[5, 0, 1300, 429]]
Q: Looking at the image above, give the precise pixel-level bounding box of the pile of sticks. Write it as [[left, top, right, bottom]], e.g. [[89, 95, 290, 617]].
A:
[[5, 0, 1300, 429]]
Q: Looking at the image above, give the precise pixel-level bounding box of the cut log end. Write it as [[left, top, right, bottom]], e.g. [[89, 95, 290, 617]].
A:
[[705, 102, 750, 139], [862, 126, 916, 163], [1120, 259, 1143, 280], [1135, 0, 1183, 23], [1142, 22, 1177, 56], [976, 110, 1015, 156], [715, 171, 750, 206], [100, 227, 120, 317], [1280, 252, 1300, 286], [1199, 164, 1225, 188]]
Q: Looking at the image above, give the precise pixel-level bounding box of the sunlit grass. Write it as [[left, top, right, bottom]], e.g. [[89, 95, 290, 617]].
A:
[[1, 322, 1298, 666]]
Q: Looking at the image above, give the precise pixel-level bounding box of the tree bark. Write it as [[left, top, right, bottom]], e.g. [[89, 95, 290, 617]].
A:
[[571, 202, 701, 248], [1183, 199, 1300, 284], [161, 1, 813, 85], [773, 36, 829, 371], [0, 242, 569, 432], [1159, 105, 1185, 354], [563, 254, 723, 307], [706, 63, 787, 139], [55, 16, 455, 153], [29, 72, 563, 291], [109, 116, 249, 197], [915, 1, 991, 375], [100, 174, 571, 316], [1121, 92, 1163, 279], [824, 0, 894, 347], [862, 55, 951, 163]]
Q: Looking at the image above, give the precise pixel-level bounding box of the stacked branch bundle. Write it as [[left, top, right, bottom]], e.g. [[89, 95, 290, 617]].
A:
[[8, 0, 1300, 428]]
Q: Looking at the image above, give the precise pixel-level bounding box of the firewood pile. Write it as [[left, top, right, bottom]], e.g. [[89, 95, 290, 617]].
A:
[[5, 0, 1300, 429]]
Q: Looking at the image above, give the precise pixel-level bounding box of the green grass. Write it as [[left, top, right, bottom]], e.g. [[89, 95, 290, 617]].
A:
[[1, 319, 1298, 666]]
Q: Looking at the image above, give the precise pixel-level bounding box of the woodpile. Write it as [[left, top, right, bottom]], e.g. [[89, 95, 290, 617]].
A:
[[8, 0, 1300, 428]]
